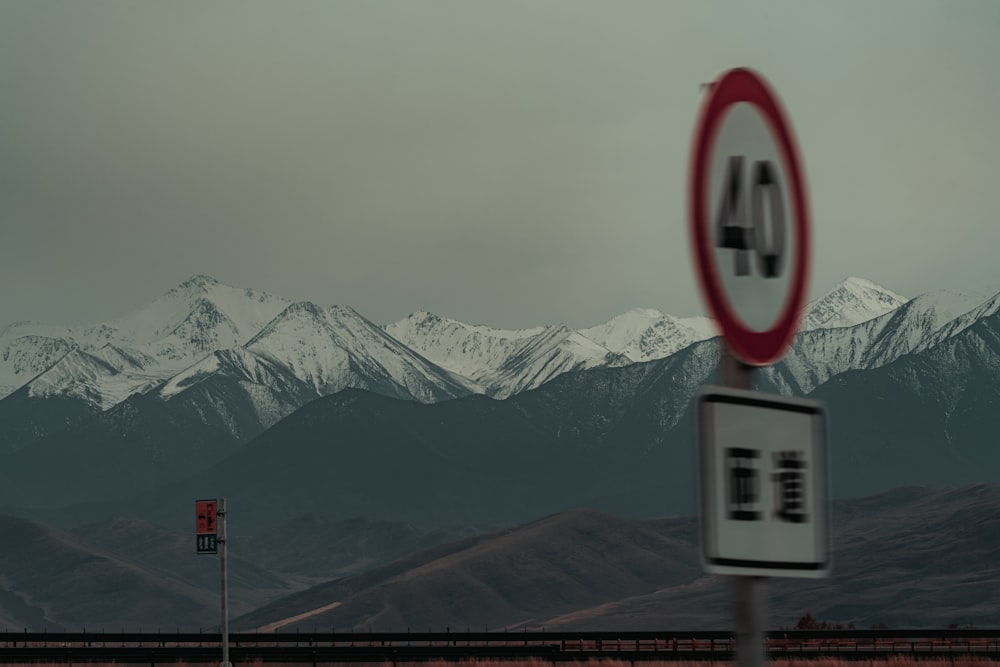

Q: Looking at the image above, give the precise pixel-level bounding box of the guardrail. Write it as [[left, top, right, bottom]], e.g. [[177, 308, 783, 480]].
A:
[[0, 629, 999, 663]]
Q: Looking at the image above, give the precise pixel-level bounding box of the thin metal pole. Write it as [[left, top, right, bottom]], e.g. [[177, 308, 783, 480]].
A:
[[220, 498, 231, 667], [721, 347, 767, 667]]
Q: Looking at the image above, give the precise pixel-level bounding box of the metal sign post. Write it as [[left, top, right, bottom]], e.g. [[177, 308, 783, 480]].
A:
[[687, 67, 826, 667], [723, 351, 765, 667], [219, 498, 231, 667], [197, 498, 230, 667]]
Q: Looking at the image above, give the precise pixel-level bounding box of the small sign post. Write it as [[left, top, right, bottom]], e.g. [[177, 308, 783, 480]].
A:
[[688, 67, 825, 667], [219, 498, 231, 667], [196, 498, 230, 667]]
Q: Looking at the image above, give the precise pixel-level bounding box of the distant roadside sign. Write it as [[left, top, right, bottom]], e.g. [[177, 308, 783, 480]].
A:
[[698, 386, 829, 578], [196, 499, 218, 554], [196, 499, 217, 534], [197, 534, 218, 554], [689, 68, 811, 365]]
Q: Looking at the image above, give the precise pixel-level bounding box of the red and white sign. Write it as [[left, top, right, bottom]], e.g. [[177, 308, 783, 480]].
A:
[[688, 68, 811, 365], [196, 499, 217, 535]]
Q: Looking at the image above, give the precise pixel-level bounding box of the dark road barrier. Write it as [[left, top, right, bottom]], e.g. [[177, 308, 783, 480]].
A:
[[1, 629, 999, 662]]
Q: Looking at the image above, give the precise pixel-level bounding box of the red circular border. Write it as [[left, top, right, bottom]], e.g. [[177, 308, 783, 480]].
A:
[[688, 68, 811, 366]]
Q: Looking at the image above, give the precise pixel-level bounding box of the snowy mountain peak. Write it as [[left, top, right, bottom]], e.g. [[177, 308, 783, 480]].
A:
[[2, 277, 293, 406], [241, 301, 474, 402], [281, 300, 325, 318], [841, 276, 889, 291], [104, 276, 292, 349], [172, 274, 220, 292], [328, 303, 364, 319], [581, 308, 666, 351], [802, 276, 908, 331], [388, 311, 545, 342], [581, 308, 714, 363]]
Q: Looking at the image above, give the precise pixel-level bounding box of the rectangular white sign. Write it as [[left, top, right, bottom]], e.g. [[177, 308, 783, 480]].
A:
[[698, 386, 829, 578]]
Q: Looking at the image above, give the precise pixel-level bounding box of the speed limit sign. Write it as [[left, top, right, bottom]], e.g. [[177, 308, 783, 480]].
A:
[[689, 68, 811, 366]]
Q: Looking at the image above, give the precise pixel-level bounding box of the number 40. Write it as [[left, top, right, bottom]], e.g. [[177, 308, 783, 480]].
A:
[[715, 156, 786, 279]]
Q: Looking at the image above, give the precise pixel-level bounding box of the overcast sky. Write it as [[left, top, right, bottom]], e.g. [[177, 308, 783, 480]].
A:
[[1, 1, 998, 330]]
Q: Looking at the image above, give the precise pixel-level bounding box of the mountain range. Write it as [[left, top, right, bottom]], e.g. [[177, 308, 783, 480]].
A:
[[0, 274, 905, 423], [4, 273, 1000, 528], [1, 274, 1000, 631], [0, 273, 913, 516]]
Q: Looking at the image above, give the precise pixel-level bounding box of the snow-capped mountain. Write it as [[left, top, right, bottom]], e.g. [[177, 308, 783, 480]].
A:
[[243, 301, 475, 401], [482, 324, 630, 398], [7, 273, 1000, 521], [580, 308, 715, 362], [764, 281, 1000, 397], [801, 276, 908, 331], [865, 286, 1000, 362], [384, 311, 545, 384], [4, 272, 995, 451], [384, 311, 628, 398], [0, 328, 77, 398], [0, 276, 293, 407], [152, 301, 478, 435]]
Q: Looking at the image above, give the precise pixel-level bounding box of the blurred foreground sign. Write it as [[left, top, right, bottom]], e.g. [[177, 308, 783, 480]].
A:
[[698, 386, 829, 578], [688, 68, 811, 366]]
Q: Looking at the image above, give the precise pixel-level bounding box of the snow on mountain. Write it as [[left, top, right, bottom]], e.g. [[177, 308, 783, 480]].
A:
[[7, 272, 1000, 443], [384, 312, 628, 398], [801, 276, 908, 331], [924, 290, 1000, 347], [677, 316, 716, 339], [243, 302, 475, 403], [579, 308, 663, 354], [158, 346, 319, 438], [384, 311, 543, 386], [26, 344, 162, 406], [484, 325, 631, 398], [4, 276, 292, 408], [92, 274, 293, 354], [864, 285, 1000, 363], [0, 326, 77, 398], [765, 282, 1000, 397], [581, 308, 715, 362]]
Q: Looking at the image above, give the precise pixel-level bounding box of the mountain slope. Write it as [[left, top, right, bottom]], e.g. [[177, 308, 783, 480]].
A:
[[801, 276, 908, 331], [4, 275, 292, 409], [0, 514, 225, 629], [0, 511, 456, 630], [236, 484, 1000, 631], [149, 302, 478, 441], [236, 509, 700, 632], [809, 303, 1000, 499], [8, 276, 1000, 528], [37, 283, 1000, 532], [385, 312, 627, 398], [0, 390, 244, 510], [581, 308, 716, 362], [245, 302, 474, 402]]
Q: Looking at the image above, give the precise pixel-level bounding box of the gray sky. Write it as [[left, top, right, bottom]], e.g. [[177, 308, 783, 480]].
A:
[[1, 1, 998, 330]]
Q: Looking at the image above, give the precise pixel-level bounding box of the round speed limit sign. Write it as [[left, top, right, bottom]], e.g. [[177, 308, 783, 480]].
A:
[[689, 68, 811, 366]]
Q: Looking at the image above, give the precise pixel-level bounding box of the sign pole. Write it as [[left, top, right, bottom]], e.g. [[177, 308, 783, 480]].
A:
[[219, 498, 231, 667], [689, 68, 823, 667], [721, 348, 767, 667]]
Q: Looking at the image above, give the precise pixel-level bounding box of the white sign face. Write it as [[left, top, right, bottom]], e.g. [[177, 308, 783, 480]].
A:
[[708, 102, 798, 332], [698, 386, 829, 578], [688, 68, 811, 365]]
